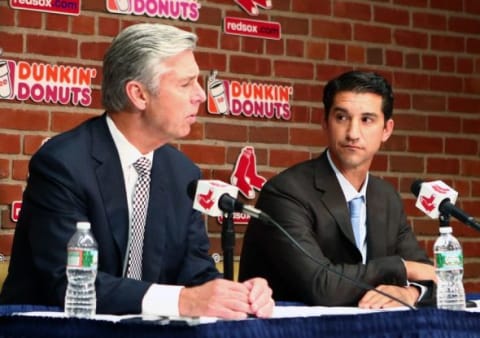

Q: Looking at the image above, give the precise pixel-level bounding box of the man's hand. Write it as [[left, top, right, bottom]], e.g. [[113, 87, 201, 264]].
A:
[[242, 277, 274, 318], [404, 261, 437, 283], [358, 285, 419, 309], [178, 278, 273, 319]]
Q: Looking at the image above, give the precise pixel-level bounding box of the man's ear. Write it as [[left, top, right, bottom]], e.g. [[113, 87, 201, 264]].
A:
[[321, 115, 328, 131], [125, 80, 148, 111], [382, 118, 394, 142]]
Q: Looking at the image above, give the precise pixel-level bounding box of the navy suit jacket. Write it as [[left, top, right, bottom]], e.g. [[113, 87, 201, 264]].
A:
[[0, 114, 220, 314], [239, 151, 433, 306]]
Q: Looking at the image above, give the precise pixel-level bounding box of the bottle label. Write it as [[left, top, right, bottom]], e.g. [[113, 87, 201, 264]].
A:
[[67, 249, 98, 269], [436, 250, 463, 270]]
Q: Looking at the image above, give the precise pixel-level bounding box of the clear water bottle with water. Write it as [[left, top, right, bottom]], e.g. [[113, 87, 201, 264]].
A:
[[433, 226, 466, 310], [65, 221, 98, 318]]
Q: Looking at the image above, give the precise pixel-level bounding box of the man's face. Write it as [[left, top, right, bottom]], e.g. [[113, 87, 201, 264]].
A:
[[322, 91, 394, 173], [143, 49, 206, 143]]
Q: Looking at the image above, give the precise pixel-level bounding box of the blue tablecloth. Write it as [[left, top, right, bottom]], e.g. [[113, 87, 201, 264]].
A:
[[1, 305, 480, 338]]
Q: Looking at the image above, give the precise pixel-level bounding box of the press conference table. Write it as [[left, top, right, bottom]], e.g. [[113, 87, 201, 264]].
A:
[[2, 304, 480, 338]]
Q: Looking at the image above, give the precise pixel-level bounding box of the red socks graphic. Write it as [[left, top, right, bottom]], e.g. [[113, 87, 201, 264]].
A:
[[234, 0, 272, 15], [231, 146, 266, 199]]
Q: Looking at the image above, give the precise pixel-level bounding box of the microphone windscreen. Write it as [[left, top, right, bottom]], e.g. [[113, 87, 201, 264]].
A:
[[410, 179, 423, 197], [191, 180, 239, 217], [187, 180, 198, 200]]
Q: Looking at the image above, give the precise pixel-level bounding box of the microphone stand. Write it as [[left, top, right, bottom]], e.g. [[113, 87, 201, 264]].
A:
[[221, 211, 235, 280], [437, 209, 476, 308], [439, 210, 451, 229]]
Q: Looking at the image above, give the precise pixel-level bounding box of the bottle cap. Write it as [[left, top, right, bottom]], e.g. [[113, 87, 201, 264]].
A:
[[76, 221, 91, 230], [439, 226, 452, 234]]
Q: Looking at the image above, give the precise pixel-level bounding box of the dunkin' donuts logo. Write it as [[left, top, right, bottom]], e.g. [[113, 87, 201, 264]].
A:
[[0, 61, 14, 100], [0, 59, 96, 106], [206, 71, 292, 120], [106, 0, 201, 21], [11, 201, 22, 223]]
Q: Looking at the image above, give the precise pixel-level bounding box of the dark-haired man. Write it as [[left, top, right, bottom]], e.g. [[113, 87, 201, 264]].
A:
[[239, 71, 435, 308]]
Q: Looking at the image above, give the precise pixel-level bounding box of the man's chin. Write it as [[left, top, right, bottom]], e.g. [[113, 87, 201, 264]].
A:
[[177, 127, 192, 140]]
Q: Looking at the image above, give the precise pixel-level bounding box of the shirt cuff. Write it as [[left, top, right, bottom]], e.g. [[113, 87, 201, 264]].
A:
[[142, 284, 184, 317]]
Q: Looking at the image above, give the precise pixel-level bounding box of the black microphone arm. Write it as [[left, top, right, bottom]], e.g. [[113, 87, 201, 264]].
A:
[[411, 180, 480, 231], [218, 193, 270, 223], [221, 195, 416, 310], [440, 200, 480, 231]]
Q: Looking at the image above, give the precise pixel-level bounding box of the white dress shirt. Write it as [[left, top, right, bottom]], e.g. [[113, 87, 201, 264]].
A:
[[326, 150, 368, 263], [106, 115, 183, 316]]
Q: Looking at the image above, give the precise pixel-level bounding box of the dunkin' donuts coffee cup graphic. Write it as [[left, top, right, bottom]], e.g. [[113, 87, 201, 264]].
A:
[[209, 80, 228, 114], [115, 0, 130, 11], [107, 0, 131, 13], [0, 61, 12, 99], [207, 71, 229, 114]]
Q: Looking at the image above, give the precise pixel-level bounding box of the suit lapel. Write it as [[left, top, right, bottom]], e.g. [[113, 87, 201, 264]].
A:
[[365, 179, 388, 259], [90, 115, 170, 282], [314, 152, 358, 247], [141, 147, 169, 282], [90, 114, 130, 265]]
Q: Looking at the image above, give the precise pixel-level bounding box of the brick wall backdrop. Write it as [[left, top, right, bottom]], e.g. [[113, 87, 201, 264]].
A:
[[0, 0, 479, 290]]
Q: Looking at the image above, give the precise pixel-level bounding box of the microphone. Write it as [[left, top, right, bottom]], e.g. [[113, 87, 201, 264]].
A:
[[187, 180, 269, 222], [411, 179, 480, 230], [187, 179, 268, 281], [188, 179, 416, 310]]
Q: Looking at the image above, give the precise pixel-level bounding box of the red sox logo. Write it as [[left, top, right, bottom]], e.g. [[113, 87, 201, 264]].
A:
[[420, 194, 436, 212], [230, 146, 266, 199], [197, 188, 215, 210], [234, 0, 272, 15], [432, 183, 450, 194], [216, 146, 266, 225], [419, 183, 450, 212]]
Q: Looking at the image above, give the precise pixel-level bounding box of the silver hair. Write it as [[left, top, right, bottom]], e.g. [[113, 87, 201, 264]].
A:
[[101, 23, 198, 112]]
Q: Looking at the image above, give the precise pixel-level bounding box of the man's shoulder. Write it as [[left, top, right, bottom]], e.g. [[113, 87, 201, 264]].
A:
[[34, 115, 102, 158], [367, 175, 402, 201], [368, 175, 396, 190], [267, 155, 328, 190], [154, 144, 200, 174], [275, 156, 323, 179], [156, 144, 193, 163], [263, 157, 324, 197]]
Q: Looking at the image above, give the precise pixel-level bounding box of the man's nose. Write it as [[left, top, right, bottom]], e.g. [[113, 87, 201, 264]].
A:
[[194, 81, 206, 103]]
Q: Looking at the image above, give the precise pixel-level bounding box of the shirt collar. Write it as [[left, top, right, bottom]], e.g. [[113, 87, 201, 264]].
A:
[[326, 149, 368, 202], [106, 114, 154, 169]]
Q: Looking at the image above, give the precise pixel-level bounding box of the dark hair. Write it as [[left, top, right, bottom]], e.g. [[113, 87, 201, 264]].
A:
[[322, 71, 394, 121]]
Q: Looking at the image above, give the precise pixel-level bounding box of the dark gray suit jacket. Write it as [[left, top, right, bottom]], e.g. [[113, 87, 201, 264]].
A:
[[0, 114, 219, 314], [239, 151, 433, 306]]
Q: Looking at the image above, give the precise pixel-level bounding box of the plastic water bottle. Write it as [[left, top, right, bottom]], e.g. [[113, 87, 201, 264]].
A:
[[65, 221, 98, 318], [433, 226, 466, 310]]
